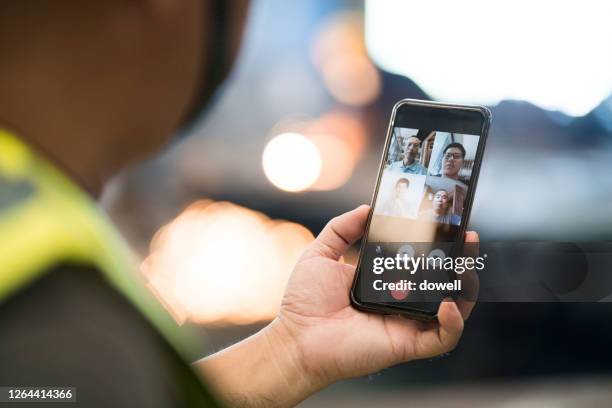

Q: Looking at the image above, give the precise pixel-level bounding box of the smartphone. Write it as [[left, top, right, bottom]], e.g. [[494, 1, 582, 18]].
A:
[[350, 99, 491, 321]]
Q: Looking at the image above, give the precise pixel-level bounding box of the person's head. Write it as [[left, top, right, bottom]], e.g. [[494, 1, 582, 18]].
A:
[[432, 189, 450, 214], [394, 178, 410, 197], [442, 142, 465, 179], [403, 136, 421, 163], [0, 0, 250, 193]]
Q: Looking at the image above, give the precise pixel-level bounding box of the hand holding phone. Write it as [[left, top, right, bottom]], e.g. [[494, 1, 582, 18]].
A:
[[270, 205, 473, 399], [351, 99, 490, 321], [249, 100, 487, 402]]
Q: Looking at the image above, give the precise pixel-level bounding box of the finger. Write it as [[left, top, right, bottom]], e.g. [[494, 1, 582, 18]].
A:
[[414, 299, 464, 359], [301, 205, 370, 261], [456, 272, 478, 320], [463, 231, 479, 255], [457, 231, 479, 319], [437, 299, 464, 351]]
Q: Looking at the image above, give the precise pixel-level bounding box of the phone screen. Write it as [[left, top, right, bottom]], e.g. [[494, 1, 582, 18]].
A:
[[352, 100, 490, 318]]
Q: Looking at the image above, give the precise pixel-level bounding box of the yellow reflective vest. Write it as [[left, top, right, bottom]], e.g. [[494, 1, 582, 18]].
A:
[[0, 129, 220, 406]]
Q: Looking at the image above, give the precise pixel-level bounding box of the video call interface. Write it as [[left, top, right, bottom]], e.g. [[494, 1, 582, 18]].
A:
[[369, 127, 480, 243]]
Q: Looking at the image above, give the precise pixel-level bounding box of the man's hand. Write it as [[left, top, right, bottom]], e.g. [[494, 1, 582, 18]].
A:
[[273, 204, 477, 386], [197, 205, 477, 407]]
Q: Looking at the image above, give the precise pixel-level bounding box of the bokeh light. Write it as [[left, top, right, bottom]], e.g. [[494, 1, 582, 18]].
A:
[[311, 11, 367, 69], [311, 11, 381, 106], [141, 200, 314, 325], [262, 132, 322, 192], [306, 111, 367, 190], [261, 112, 367, 192], [320, 54, 381, 106], [308, 133, 355, 190]]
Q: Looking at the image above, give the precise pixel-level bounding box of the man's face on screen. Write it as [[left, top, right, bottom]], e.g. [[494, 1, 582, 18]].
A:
[[404, 137, 421, 161], [443, 147, 464, 178], [395, 181, 409, 198], [433, 190, 449, 211]]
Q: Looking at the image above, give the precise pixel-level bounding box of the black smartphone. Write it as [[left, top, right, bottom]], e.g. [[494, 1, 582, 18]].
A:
[[350, 99, 491, 321]]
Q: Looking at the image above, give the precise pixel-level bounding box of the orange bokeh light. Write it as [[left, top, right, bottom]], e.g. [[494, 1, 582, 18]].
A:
[[262, 132, 322, 192], [311, 11, 381, 107], [306, 111, 367, 191], [141, 201, 314, 326]]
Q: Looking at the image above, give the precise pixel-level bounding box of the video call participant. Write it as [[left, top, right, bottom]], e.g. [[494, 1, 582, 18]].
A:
[[438, 142, 469, 183], [379, 178, 414, 218], [419, 190, 461, 226], [388, 136, 427, 175]]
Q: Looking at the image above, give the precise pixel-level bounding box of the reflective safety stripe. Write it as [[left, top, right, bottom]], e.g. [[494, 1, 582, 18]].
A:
[[0, 128, 198, 361]]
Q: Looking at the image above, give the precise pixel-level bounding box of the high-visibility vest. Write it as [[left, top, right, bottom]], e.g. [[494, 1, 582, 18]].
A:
[[0, 128, 220, 406]]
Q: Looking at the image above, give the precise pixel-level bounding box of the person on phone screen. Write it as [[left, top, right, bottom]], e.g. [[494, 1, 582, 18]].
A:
[[420, 189, 461, 226], [388, 136, 427, 175], [437, 142, 469, 184], [378, 178, 414, 217]]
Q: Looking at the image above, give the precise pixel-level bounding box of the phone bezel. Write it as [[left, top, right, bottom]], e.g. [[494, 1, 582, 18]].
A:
[[349, 99, 491, 321]]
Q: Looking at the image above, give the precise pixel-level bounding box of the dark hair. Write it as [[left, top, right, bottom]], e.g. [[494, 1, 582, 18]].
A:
[[443, 142, 466, 158], [396, 178, 410, 187], [416, 129, 432, 140]]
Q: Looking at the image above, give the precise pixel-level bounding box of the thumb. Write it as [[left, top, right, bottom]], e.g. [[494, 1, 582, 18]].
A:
[[301, 205, 370, 261]]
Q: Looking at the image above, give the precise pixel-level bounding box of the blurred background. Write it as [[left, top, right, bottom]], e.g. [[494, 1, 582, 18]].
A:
[[101, 0, 612, 406]]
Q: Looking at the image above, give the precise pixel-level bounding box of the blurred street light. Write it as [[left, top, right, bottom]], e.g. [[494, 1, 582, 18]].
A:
[[307, 111, 367, 190], [312, 10, 381, 107], [262, 132, 322, 192], [141, 200, 314, 325]]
